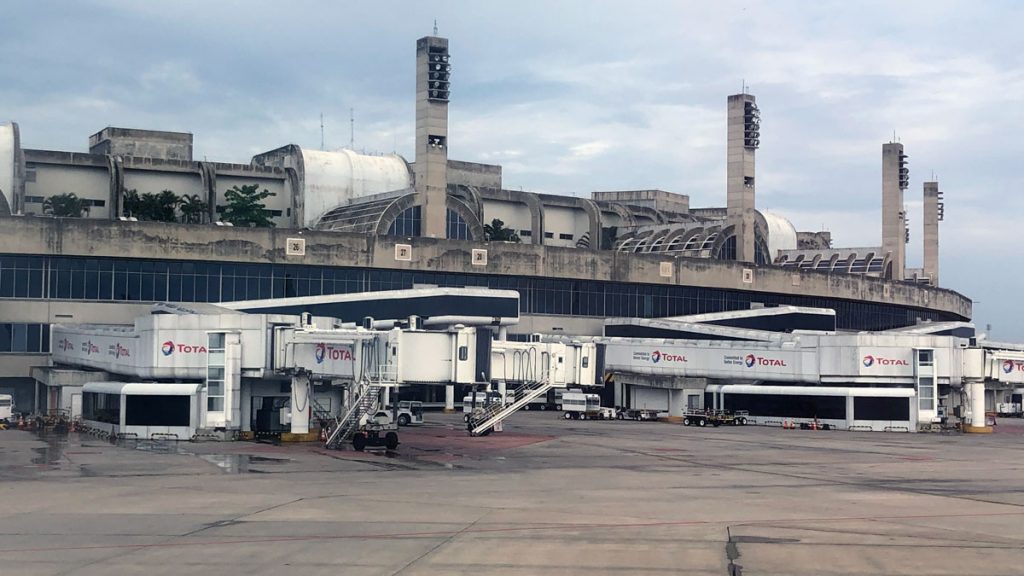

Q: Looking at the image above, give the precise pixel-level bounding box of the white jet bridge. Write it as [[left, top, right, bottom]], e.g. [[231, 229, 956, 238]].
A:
[[46, 307, 596, 444], [599, 315, 1016, 432]]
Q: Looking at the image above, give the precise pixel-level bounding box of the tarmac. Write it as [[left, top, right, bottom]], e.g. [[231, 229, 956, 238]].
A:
[[1, 412, 1023, 575]]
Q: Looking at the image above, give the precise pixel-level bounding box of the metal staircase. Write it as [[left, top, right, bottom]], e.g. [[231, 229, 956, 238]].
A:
[[468, 378, 552, 436], [324, 382, 382, 449], [310, 396, 333, 430]]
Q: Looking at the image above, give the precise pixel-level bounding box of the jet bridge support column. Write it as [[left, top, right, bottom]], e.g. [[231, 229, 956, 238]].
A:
[[445, 385, 455, 412], [290, 373, 311, 435], [668, 389, 686, 420], [964, 378, 991, 433]]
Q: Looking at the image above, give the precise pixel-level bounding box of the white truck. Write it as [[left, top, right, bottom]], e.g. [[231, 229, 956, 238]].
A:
[[463, 391, 504, 422], [0, 394, 14, 423], [561, 391, 615, 420], [375, 401, 425, 426]]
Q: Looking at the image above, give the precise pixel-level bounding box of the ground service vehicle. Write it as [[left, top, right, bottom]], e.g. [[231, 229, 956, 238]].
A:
[[562, 391, 612, 420], [0, 394, 13, 423], [682, 409, 749, 427], [351, 425, 400, 451], [617, 408, 659, 421], [463, 391, 503, 422], [396, 401, 424, 425]]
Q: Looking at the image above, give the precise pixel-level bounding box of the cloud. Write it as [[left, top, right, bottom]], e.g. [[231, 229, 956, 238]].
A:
[[2, 0, 1022, 336]]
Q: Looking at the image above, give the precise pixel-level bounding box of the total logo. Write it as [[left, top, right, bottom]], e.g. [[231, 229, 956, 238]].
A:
[[651, 350, 687, 363], [1004, 360, 1024, 374], [80, 341, 99, 355], [744, 353, 787, 368], [862, 355, 909, 368], [161, 341, 207, 356], [58, 338, 74, 352], [315, 343, 353, 364], [108, 343, 131, 359]]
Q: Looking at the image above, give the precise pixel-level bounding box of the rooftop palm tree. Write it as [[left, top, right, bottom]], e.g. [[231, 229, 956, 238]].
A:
[[42, 193, 88, 218], [178, 193, 208, 224]]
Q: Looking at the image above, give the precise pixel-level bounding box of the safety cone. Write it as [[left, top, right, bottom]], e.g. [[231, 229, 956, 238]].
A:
[[17, 414, 25, 430]]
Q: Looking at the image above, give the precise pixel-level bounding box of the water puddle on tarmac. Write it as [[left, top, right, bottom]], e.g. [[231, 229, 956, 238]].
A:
[[195, 453, 290, 474], [29, 432, 72, 467]]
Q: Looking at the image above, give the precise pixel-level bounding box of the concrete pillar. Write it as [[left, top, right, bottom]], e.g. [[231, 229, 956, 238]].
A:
[[445, 385, 455, 412], [498, 326, 508, 341], [922, 181, 941, 286], [726, 93, 758, 262], [290, 373, 310, 435], [382, 386, 391, 409], [497, 380, 507, 404], [226, 333, 242, 429], [668, 389, 686, 417], [882, 143, 908, 280], [964, 379, 990, 433], [415, 35, 450, 238]]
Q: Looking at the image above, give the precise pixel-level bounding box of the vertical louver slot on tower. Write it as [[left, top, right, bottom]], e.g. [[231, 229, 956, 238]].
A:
[[426, 49, 451, 102], [898, 153, 909, 190], [743, 101, 760, 149]]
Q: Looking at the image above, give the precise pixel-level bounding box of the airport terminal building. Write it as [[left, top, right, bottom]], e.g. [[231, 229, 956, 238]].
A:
[[0, 33, 975, 418]]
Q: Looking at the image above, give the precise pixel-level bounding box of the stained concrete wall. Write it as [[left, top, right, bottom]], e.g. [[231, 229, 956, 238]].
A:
[[446, 160, 501, 189], [89, 127, 193, 161], [0, 217, 973, 321], [24, 161, 110, 217]]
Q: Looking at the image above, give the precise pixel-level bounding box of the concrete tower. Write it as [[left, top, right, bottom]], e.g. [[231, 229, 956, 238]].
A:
[[882, 142, 909, 280], [726, 94, 759, 262], [922, 181, 943, 286], [414, 35, 451, 238]]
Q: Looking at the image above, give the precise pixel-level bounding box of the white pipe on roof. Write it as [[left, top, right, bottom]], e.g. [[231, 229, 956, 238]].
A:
[[82, 382, 202, 396]]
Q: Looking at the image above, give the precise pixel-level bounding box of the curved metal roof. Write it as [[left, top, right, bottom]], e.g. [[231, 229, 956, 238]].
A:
[[760, 209, 798, 259], [301, 148, 411, 228]]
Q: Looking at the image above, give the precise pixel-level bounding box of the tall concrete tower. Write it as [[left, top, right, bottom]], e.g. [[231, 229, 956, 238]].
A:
[[726, 94, 760, 262], [922, 181, 943, 286], [881, 142, 909, 280], [414, 35, 451, 238]]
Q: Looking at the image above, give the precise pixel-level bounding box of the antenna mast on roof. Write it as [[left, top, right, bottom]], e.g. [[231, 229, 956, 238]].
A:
[[320, 113, 325, 151], [350, 108, 354, 150], [433, 19, 438, 35]]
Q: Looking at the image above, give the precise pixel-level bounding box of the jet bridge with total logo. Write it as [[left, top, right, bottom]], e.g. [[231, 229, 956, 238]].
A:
[[45, 307, 597, 443], [48, 312, 484, 440], [600, 318, 1020, 432]]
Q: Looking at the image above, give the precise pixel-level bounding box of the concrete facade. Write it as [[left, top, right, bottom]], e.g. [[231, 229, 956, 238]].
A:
[[726, 94, 758, 262], [882, 142, 908, 280], [446, 159, 501, 190], [923, 181, 941, 286], [88, 127, 193, 161], [592, 190, 690, 215], [414, 35, 451, 238], [0, 217, 973, 319], [21, 148, 295, 227]]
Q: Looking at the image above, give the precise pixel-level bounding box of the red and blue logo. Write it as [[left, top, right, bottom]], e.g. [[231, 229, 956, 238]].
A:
[[651, 350, 686, 363], [161, 341, 175, 356], [862, 355, 908, 367], [58, 338, 74, 352], [315, 343, 327, 364], [1005, 360, 1017, 374], [743, 354, 788, 367]]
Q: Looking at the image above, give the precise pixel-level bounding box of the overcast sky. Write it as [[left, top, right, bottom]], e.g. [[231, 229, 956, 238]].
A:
[[3, 1, 1022, 338]]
